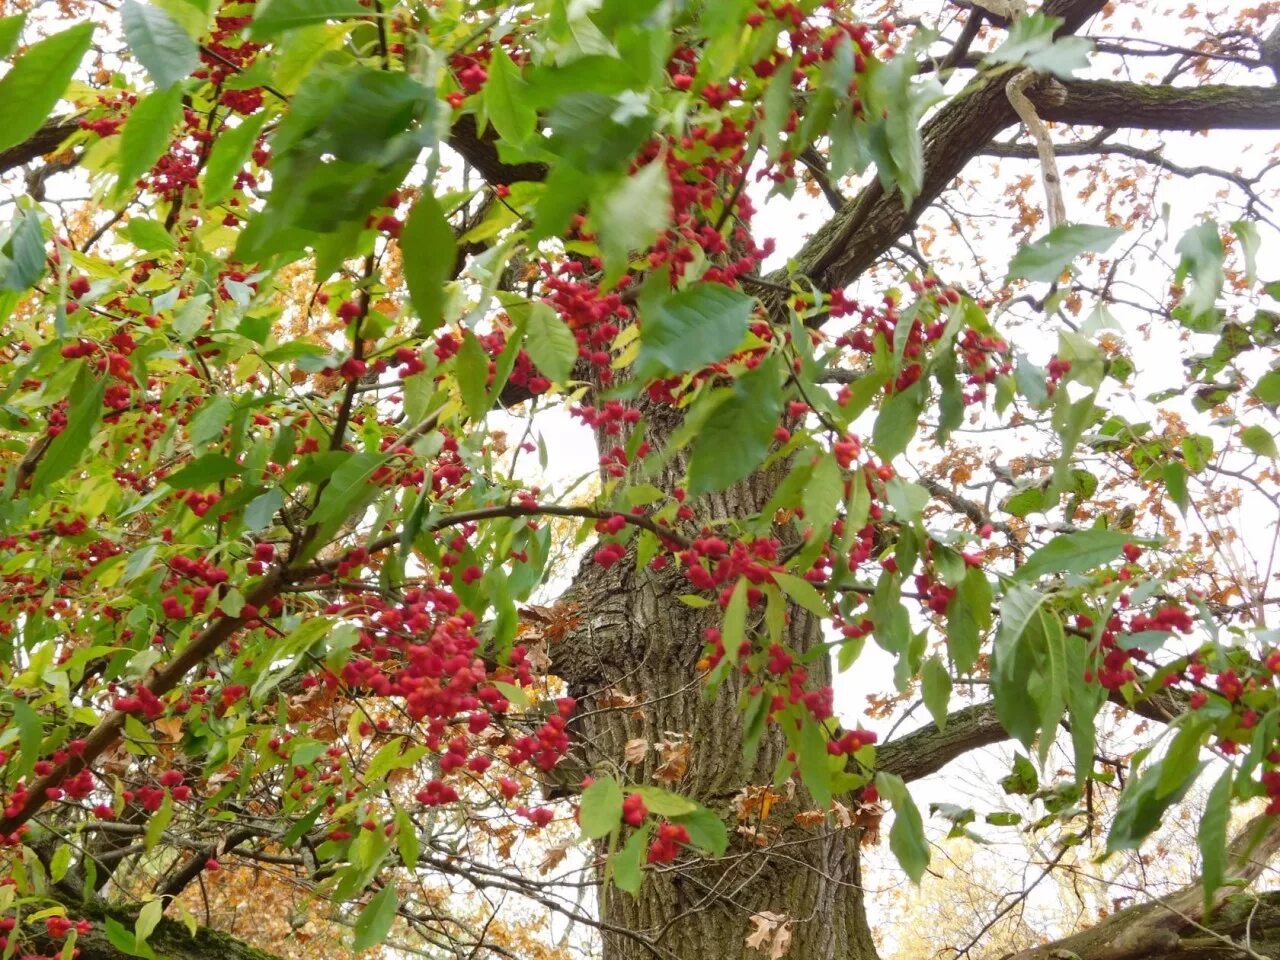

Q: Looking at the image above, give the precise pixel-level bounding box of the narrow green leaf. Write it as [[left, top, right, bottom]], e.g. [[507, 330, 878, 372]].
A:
[[687, 357, 783, 495], [310, 452, 388, 527], [597, 158, 672, 283], [250, 0, 367, 37], [2, 207, 47, 292], [400, 192, 456, 335], [671, 807, 728, 856], [580, 777, 623, 839], [796, 715, 833, 809], [773, 572, 830, 618], [32, 366, 106, 491], [721, 578, 748, 664], [122, 0, 199, 89], [189, 395, 232, 447], [1014, 529, 1136, 582], [522, 302, 577, 383], [876, 772, 928, 883], [115, 85, 184, 204], [636, 280, 753, 378], [134, 899, 163, 946], [244, 488, 284, 532], [0, 23, 94, 155], [203, 112, 267, 205], [1007, 224, 1122, 283], [921, 656, 952, 730], [0, 14, 26, 60], [613, 823, 650, 894], [1199, 766, 1233, 916], [632, 786, 697, 817], [484, 45, 536, 144], [352, 886, 398, 951]]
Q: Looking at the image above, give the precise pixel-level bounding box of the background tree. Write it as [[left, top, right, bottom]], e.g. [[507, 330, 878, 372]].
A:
[[0, 1, 1279, 959]]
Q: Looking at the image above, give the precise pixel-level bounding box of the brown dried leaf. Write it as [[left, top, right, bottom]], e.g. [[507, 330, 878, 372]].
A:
[[623, 738, 649, 765], [653, 735, 690, 783], [746, 912, 793, 958]]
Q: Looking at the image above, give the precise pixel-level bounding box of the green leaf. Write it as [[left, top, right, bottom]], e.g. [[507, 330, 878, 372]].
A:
[[1014, 529, 1136, 582], [134, 899, 163, 946], [580, 777, 624, 839], [613, 823, 650, 894], [1241, 424, 1278, 458], [203, 112, 267, 205], [773, 572, 829, 618], [945, 568, 990, 676], [106, 917, 154, 959], [352, 886, 398, 951], [32, 366, 106, 491], [249, 0, 367, 37], [122, 217, 177, 253], [310, 452, 388, 527], [876, 772, 928, 883], [400, 192, 456, 336], [1175, 221, 1225, 326], [1233, 219, 1260, 285], [921, 656, 952, 730], [801, 454, 843, 543], [1108, 755, 1207, 853], [189, 395, 232, 447], [115, 85, 184, 204], [1000, 753, 1039, 795], [1199, 766, 1233, 916], [1253, 369, 1280, 405], [991, 584, 1046, 748], [122, 0, 198, 88], [144, 791, 173, 851], [636, 280, 753, 378], [987, 13, 1093, 78], [632, 786, 697, 817], [598, 158, 672, 283], [796, 714, 833, 808], [484, 45, 536, 145], [686, 357, 783, 495], [2, 207, 46, 292], [244, 488, 284, 532], [671, 807, 728, 856], [522, 302, 577, 383], [163, 454, 239, 488], [721, 578, 748, 664], [0, 23, 94, 156], [873, 382, 925, 460], [49, 842, 72, 883], [455, 332, 489, 420], [1164, 461, 1188, 514], [10, 697, 42, 781], [0, 14, 26, 60], [1007, 224, 1122, 283]]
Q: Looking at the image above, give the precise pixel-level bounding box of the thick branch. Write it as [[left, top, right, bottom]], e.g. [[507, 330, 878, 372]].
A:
[[0, 120, 77, 175], [1034, 79, 1280, 132], [789, 0, 1108, 292], [877, 702, 1008, 783], [35, 891, 282, 960], [878, 685, 1188, 784], [1006, 816, 1280, 960]]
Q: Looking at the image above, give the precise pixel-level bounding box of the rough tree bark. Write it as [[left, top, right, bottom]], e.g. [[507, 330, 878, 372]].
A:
[[7, 1, 1280, 957], [550, 402, 880, 960]]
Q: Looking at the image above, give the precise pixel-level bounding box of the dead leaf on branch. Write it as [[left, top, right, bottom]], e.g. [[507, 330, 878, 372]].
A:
[[539, 837, 575, 875], [746, 911, 793, 959], [653, 734, 691, 783], [623, 738, 648, 765]]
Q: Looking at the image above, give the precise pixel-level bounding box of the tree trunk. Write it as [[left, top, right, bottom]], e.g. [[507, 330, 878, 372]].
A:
[[550, 406, 880, 960]]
